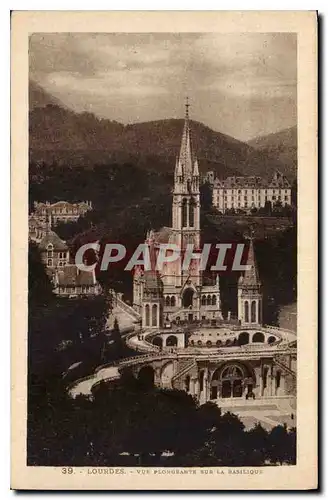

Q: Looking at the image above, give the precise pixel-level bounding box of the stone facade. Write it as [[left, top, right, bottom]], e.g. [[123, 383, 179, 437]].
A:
[[211, 171, 292, 213], [133, 103, 223, 327]]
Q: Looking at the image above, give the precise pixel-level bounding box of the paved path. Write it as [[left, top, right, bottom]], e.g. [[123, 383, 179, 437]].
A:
[[107, 305, 136, 331], [69, 365, 120, 398]]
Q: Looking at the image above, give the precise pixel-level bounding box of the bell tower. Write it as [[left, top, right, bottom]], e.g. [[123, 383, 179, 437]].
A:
[[172, 98, 200, 250], [238, 235, 262, 326]]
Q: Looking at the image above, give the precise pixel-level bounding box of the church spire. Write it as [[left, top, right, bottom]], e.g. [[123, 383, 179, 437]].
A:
[[240, 234, 261, 288], [243, 237, 260, 286], [177, 97, 193, 178]]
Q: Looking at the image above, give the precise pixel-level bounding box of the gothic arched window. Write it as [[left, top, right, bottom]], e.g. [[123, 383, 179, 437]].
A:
[[212, 295, 217, 306], [145, 304, 150, 327], [189, 198, 196, 228], [251, 300, 257, 323], [152, 304, 158, 327], [170, 296, 176, 307], [201, 295, 206, 306], [182, 198, 188, 228], [165, 296, 170, 307], [244, 301, 249, 323]]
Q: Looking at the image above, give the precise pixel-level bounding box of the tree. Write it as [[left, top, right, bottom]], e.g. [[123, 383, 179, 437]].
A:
[[245, 423, 269, 465]]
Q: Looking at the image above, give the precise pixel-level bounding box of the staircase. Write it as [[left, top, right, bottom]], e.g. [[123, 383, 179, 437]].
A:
[[274, 354, 296, 378], [169, 308, 187, 321], [115, 295, 141, 322], [171, 358, 196, 389]]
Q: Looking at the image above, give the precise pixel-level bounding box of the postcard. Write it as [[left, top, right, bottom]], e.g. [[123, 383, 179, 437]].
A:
[[11, 10, 317, 490]]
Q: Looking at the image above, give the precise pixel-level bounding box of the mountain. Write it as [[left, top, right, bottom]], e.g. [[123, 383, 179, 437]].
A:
[[29, 80, 63, 110], [248, 126, 297, 179], [29, 80, 292, 180]]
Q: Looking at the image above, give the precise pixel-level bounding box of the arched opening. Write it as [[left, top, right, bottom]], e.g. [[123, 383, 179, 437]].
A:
[[189, 198, 196, 227], [225, 339, 233, 346], [182, 198, 188, 228], [184, 375, 190, 392], [216, 339, 222, 347], [212, 295, 217, 306], [138, 366, 155, 387], [170, 296, 176, 307], [145, 304, 150, 327], [253, 332, 265, 343], [152, 336, 163, 348], [251, 300, 257, 323], [276, 370, 281, 391], [161, 362, 174, 387], [262, 367, 268, 394], [166, 335, 178, 347], [238, 331, 249, 346], [152, 304, 158, 327], [210, 369, 220, 399], [165, 296, 170, 307], [197, 340, 203, 346], [206, 340, 212, 347], [221, 365, 244, 398], [244, 301, 249, 323], [182, 288, 194, 308], [201, 295, 206, 306], [268, 336, 276, 344], [207, 295, 211, 306], [199, 371, 204, 392]]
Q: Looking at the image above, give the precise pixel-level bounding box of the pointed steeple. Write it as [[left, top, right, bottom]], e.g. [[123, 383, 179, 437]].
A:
[[193, 157, 199, 177], [177, 97, 193, 178], [242, 237, 260, 288]]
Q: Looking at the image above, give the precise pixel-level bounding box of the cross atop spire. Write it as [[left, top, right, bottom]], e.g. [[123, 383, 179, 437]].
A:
[[185, 96, 190, 120], [177, 98, 193, 177]]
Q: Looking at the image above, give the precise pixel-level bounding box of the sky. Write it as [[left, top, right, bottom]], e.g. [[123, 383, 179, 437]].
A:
[[29, 32, 297, 141]]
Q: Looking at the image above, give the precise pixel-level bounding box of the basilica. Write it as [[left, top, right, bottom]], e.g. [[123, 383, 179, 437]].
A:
[[132, 102, 263, 331], [133, 103, 223, 328], [69, 102, 297, 427]]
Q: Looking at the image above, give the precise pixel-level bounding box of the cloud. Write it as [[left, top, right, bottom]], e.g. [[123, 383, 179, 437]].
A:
[[29, 32, 297, 140]]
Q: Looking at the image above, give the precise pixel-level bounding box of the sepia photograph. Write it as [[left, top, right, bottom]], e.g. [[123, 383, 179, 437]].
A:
[[11, 11, 317, 490]]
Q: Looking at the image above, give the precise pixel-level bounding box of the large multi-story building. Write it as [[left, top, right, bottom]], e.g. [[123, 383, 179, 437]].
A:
[[33, 200, 92, 225], [211, 172, 292, 213]]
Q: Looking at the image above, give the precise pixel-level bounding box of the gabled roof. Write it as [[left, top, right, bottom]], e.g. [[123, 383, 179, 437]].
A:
[[39, 230, 68, 251], [56, 265, 96, 286]]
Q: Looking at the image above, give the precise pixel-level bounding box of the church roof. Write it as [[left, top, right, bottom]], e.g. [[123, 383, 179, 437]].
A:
[[56, 264, 96, 286], [240, 238, 261, 288], [39, 230, 68, 251], [152, 226, 174, 245]]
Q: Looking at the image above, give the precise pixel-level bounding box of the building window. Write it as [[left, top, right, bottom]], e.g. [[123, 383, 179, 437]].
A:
[[244, 301, 249, 323], [251, 300, 257, 323], [285, 196, 288, 201], [47, 259, 53, 267], [145, 304, 150, 326], [152, 304, 158, 327], [182, 199, 188, 228]]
